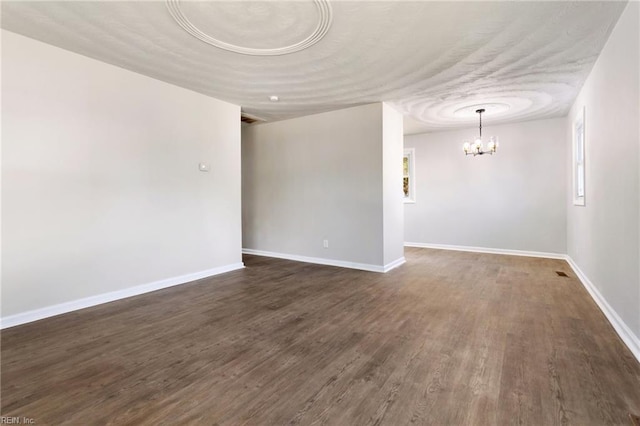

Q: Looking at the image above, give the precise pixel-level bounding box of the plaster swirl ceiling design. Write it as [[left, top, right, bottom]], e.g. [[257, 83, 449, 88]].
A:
[[453, 103, 511, 119], [0, 1, 627, 134], [165, 0, 332, 56]]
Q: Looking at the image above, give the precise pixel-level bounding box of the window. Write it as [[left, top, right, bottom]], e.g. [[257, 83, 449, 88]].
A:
[[573, 107, 585, 206], [403, 148, 415, 203]]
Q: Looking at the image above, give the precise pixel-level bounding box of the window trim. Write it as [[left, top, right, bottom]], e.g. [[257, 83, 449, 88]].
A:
[[572, 106, 586, 206], [403, 148, 416, 204]]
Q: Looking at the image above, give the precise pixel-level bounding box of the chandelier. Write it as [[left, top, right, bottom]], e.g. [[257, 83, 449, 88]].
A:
[[463, 108, 498, 156]]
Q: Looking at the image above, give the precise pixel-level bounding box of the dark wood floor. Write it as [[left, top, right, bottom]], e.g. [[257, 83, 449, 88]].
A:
[[2, 248, 639, 425]]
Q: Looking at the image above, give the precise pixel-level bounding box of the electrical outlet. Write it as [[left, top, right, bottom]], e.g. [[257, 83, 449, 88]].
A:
[[323, 239, 329, 249]]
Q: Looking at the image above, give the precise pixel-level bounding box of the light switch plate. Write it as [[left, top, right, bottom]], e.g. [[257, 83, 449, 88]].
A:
[[199, 162, 210, 172]]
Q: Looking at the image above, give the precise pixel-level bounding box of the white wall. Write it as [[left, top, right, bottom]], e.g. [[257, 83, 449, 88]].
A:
[[242, 103, 404, 271], [405, 118, 567, 254], [566, 2, 639, 341], [2, 30, 243, 320], [382, 104, 405, 265]]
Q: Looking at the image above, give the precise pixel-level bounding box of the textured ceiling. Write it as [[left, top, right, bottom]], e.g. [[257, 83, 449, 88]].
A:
[[1, 1, 626, 133]]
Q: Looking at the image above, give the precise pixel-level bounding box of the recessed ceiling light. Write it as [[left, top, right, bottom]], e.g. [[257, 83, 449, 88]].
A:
[[269, 95, 279, 102]]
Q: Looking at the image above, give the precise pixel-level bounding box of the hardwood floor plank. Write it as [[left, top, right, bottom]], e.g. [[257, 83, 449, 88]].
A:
[[2, 248, 639, 425]]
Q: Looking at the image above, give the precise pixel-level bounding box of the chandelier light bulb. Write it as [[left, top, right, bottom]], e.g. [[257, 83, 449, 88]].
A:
[[487, 136, 498, 153]]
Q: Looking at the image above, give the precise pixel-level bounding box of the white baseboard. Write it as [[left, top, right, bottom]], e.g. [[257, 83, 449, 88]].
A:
[[565, 257, 640, 363], [404, 242, 566, 260], [242, 248, 404, 274], [0, 262, 245, 330], [384, 257, 406, 272]]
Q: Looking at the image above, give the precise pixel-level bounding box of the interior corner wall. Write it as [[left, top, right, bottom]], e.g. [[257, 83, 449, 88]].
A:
[[566, 1, 640, 341], [404, 118, 567, 254], [1, 30, 242, 319], [242, 103, 388, 269], [382, 103, 405, 266]]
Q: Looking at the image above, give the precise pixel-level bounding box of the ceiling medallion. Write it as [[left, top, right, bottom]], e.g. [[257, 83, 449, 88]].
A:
[[453, 103, 511, 118], [166, 0, 333, 56]]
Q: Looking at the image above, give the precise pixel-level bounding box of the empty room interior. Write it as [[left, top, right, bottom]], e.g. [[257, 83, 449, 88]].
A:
[[1, 1, 640, 425]]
